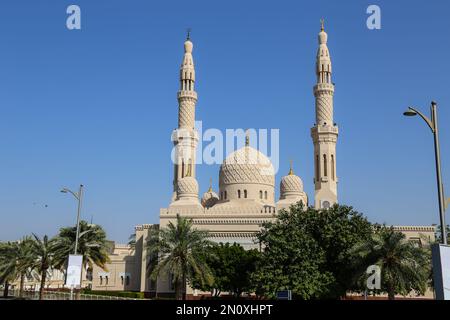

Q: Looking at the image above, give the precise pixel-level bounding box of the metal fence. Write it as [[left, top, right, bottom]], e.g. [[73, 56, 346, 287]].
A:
[[9, 289, 147, 300]]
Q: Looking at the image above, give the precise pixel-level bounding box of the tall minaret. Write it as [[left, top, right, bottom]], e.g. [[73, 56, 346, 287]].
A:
[[311, 20, 338, 209], [171, 31, 199, 201]]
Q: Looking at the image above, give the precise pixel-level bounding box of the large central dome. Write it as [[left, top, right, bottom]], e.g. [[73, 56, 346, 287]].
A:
[[218, 146, 275, 204], [220, 146, 275, 185]]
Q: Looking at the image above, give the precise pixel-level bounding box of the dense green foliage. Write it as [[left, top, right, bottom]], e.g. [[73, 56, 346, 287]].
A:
[[0, 221, 110, 300], [82, 289, 145, 299], [435, 224, 450, 244], [29, 234, 57, 300], [253, 203, 373, 299], [0, 237, 35, 298], [52, 220, 110, 273], [192, 243, 260, 297], [351, 225, 431, 299]]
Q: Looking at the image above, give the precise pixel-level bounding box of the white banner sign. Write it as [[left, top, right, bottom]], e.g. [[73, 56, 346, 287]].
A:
[[65, 254, 83, 287], [432, 244, 450, 300]]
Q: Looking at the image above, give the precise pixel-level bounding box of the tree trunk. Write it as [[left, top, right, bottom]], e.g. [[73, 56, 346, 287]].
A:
[[175, 280, 181, 300], [39, 270, 47, 300], [3, 280, 9, 298], [19, 273, 25, 298], [388, 289, 395, 300], [182, 275, 186, 300]]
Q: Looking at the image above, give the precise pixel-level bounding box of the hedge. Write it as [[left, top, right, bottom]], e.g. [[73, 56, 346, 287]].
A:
[[81, 289, 145, 299]]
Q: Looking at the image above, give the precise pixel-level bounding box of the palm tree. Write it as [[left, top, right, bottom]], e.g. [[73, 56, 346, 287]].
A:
[[0, 237, 35, 298], [128, 233, 136, 251], [351, 226, 430, 300], [29, 234, 56, 300], [146, 215, 214, 300], [52, 221, 110, 288], [0, 241, 13, 298]]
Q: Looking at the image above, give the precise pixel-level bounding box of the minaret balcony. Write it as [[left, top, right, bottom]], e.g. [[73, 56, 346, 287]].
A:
[[171, 128, 199, 144], [177, 90, 197, 100], [313, 83, 334, 92]]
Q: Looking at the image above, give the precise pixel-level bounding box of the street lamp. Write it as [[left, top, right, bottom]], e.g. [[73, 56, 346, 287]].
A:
[[61, 184, 84, 301], [61, 185, 84, 254], [403, 101, 447, 244]]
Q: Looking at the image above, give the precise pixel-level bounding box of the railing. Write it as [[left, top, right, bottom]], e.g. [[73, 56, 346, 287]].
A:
[[9, 289, 148, 300]]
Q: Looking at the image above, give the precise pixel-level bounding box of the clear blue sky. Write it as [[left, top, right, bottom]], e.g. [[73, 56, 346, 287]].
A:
[[1, 0, 449, 243]]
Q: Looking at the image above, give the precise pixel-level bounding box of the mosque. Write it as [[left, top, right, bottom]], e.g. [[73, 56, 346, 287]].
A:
[[15, 23, 435, 298], [123, 22, 340, 296], [156, 21, 337, 249], [124, 23, 434, 297]]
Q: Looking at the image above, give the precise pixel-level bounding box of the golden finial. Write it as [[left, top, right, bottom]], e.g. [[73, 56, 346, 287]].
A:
[[320, 18, 325, 31], [208, 178, 212, 192], [288, 160, 294, 175]]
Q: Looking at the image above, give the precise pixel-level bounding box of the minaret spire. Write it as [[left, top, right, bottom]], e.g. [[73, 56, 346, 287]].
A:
[[186, 28, 191, 40], [171, 33, 200, 202], [311, 20, 338, 209], [208, 178, 212, 192]]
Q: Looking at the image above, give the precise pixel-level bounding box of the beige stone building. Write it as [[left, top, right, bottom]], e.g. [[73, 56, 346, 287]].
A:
[[113, 24, 435, 298], [12, 24, 437, 299]]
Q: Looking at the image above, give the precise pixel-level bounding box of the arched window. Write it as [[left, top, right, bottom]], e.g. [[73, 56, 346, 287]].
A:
[[121, 276, 124, 285], [244, 190, 247, 198], [99, 276, 103, 285], [323, 154, 328, 177], [260, 190, 263, 199], [181, 160, 185, 178], [126, 276, 130, 286], [238, 190, 241, 199], [224, 191, 227, 199], [316, 155, 320, 180], [264, 191, 268, 200], [188, 159, 193, 176], [220, 192, 223, 200], [331, 155, 335, 181], [105, 276, 109, 285]]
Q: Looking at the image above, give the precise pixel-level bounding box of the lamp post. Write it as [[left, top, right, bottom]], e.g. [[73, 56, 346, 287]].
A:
[[61, 184, 84, 300], [61, 185, 84, 253], [403, 101, 447, 244]]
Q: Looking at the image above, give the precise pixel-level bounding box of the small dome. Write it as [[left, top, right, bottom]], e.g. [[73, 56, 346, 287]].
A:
[[177, 176, 198, 198], [184, 40, 193, 53], [280, 174, 304, 195], [318, 31, 327, 45], [201, 187, 219, 208]]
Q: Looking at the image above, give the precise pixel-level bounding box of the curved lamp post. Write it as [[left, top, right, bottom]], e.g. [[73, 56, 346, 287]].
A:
[[61, 185, 84, 254], [61, 184, 84, 300], [403, 101, 447, 244]]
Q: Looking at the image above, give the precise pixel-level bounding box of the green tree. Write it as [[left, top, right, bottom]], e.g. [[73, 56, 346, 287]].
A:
[[304, 204, 373, 298], [128, 233, 136, 251], [435, 224, 450, 244], [53, 221, 110, 287], [351, 226, 431, 300], [192, 243, 261, 298], [146, 215, 214, 300], [29, 234, 56, 300], [0, 237, 35, 298], [254, 203, 373, 299], [0, 241, 15, 298]]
